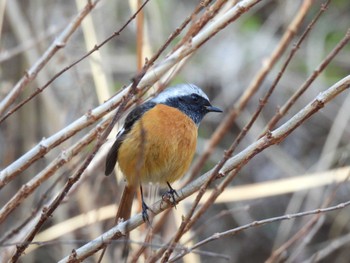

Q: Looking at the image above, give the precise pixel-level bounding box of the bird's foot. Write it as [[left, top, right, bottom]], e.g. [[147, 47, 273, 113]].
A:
[[162, 182, 180, 208]]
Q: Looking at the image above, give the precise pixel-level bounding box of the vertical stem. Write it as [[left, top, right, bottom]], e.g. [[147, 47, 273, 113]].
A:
[[137, 0, 144, 70]]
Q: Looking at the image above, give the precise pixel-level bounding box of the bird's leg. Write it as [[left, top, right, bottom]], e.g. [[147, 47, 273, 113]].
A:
[[140, 185, 150, 223], [162, 182, 180, 208]]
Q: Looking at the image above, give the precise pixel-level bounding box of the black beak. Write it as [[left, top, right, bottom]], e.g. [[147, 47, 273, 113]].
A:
[[206, 105, 222, 113]]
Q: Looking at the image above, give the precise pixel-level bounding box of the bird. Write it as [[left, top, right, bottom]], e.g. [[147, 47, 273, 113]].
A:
[[105, 83, 222, 223]]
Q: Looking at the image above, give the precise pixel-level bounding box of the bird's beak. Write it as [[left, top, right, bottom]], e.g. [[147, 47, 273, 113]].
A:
[[206, 105, 223, 113]]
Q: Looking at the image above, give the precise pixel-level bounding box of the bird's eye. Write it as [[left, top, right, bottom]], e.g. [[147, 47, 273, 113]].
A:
[[191, 94, 200, 102]]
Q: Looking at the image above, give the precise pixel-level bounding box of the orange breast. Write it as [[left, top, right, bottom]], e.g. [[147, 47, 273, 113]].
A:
[[117, 104, 198, 186]]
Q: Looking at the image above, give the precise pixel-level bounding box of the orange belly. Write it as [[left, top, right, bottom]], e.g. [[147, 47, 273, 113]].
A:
[[117, 104, 198, 186]]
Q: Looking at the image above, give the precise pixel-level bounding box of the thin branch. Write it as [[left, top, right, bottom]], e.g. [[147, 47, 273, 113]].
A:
[[266, 169, 350, 263], [0, 0, 100, 117], [0, 25, 62, 63], [303, 232, 350, 263], [0, 172, 65, 245], [0, 117, 110, 225], [2, 238, 231, 261], [169, 199, 350, 262], [0, 89, 125, 189], [265, 26, 350, 132]]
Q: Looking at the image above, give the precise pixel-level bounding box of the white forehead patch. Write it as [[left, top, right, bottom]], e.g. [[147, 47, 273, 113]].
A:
[[151, 83, 209, 103]]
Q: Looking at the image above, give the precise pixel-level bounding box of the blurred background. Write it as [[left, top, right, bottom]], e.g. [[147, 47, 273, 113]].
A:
[[1, 0, 350, 262]]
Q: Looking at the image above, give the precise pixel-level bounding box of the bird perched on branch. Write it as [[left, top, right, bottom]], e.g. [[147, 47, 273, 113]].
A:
[[105, 83, 222, 222]]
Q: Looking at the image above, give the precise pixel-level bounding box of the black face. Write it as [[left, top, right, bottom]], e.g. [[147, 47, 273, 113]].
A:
[[165, 93, 222, 125]]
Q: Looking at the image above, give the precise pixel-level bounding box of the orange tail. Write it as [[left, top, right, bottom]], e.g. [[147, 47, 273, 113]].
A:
[[117, 185, 136, 222]]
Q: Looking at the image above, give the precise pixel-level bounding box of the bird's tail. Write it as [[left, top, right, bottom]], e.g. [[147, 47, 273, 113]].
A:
[[116, 185, 136, 259], [117, 185, 136, 221]]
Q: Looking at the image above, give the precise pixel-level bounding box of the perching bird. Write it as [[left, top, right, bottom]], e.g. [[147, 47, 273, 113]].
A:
[[105, 83, 222, 222]]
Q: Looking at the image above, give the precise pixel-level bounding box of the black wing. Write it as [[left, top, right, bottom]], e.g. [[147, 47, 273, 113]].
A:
[[104, 101, 156, 175]]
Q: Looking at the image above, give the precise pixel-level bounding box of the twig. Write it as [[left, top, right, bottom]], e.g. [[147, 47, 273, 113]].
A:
[[266, 168, 350, 263], [0, 89, 124, 189], [0, 25, 62, 63], [0, 117, 110, 225], [0, 172, 65, 245], [75, 0, 111, 104], [265, 27, 350, 132], [173, 0, 227, 51], [182, 205, 252, 245], [169, 199, 350, 262], [303, 232, 350, 263], [0, 0, 100, 117]]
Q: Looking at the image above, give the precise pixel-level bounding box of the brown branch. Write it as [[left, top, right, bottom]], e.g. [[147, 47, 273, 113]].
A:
[[173, 0, 227, 51]]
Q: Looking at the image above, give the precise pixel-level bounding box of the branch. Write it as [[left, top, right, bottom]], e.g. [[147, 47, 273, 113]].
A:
[[169, 199, 350, 261], [0, 118, 110, 224], [265, 26, 350, 132], [0, 0, 100, 116]]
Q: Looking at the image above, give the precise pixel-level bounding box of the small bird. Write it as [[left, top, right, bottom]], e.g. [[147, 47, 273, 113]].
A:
[[105, 83, 222, 222]]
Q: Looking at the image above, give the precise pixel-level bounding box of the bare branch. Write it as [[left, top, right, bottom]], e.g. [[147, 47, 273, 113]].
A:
[[170, 199, 350, 261], [0, 0, 100, 116]]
